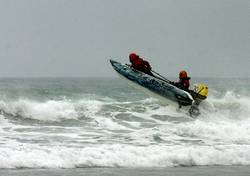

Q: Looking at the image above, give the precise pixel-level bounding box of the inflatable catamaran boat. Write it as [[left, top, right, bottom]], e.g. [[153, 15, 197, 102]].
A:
[[110, 60, 208, 116]]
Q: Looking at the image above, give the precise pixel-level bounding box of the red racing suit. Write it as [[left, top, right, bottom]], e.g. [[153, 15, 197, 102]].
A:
[[131, 58, 152, 75]]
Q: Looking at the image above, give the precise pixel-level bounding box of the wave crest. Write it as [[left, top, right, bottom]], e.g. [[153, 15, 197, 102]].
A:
[[0, 98, 103, 121]]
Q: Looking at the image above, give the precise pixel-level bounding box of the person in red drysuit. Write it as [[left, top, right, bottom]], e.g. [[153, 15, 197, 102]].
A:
[[173, 70, 190, 92], [129, 53, 154, 76]]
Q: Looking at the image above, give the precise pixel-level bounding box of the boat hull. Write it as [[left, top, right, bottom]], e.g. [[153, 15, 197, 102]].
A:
[[110, 60, 194, 109]]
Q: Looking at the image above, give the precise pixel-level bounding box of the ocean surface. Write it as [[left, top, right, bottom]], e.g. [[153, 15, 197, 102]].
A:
[[0, 77, 250, 175]]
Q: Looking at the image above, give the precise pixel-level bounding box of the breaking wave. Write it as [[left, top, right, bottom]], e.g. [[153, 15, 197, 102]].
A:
[[0, 98, 104, 121], [0, 144, 250, 168], [0, 91, 249, 122]]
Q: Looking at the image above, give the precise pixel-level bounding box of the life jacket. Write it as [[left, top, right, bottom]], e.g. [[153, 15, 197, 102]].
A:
[[180, 77, 190, 91], [174, 77, 190, 91]]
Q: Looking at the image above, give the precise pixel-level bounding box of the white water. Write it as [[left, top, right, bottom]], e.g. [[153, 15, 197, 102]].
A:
[[0, 90, 250, 168], [1, 144, 250, 168]]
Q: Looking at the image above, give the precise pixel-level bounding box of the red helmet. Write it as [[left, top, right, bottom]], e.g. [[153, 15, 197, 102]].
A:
[[179, 70, 188, 79], [129, 53, 138, 62]]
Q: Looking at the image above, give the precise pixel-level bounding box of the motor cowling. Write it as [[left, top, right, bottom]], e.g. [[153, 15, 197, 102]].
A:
[[194, 84, 208, 99]]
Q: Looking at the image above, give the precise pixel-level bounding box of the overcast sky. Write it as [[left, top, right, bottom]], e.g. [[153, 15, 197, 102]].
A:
[[0, 0, 249, 78]]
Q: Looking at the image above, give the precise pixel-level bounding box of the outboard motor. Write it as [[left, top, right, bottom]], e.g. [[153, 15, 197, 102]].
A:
[[194, 84, 208, 98], [189, 84, 209, 117]]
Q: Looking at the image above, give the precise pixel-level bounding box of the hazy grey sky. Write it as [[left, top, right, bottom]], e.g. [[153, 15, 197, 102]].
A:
[[0, 0, 249, 78]]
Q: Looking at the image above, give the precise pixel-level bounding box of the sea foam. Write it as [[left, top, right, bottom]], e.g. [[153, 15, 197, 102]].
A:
[[0, 144, 250, 168]]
